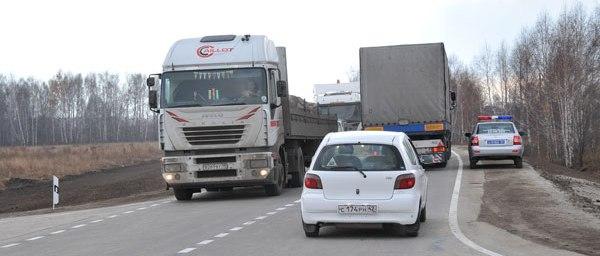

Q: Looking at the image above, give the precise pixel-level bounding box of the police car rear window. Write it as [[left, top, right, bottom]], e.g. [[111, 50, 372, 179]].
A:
[[477, 123, 515, 134]]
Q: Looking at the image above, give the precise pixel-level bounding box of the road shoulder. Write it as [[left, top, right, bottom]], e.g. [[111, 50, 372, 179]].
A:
[[454, 147, 586, 256]]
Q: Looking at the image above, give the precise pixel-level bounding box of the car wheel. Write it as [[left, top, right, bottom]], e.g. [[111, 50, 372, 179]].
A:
[[288, 147, 305, 188], [419, 206, 427, 222], [302, 222, 319, 237], [514, 157, 523, 168], [265, 166, 284, 196], [469, 158, 478, 169], [173, 188, 193, 201]]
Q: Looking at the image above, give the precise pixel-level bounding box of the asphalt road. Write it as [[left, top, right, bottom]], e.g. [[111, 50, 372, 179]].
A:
[[0, 148, 582, 256]]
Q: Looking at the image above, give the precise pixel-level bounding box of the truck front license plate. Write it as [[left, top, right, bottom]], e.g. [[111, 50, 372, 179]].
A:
[[337, 205, 377, 215], [202, 163, 229, 171]]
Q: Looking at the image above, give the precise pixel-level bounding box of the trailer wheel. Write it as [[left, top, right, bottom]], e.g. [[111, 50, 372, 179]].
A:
[[288, 147, 305, 188]]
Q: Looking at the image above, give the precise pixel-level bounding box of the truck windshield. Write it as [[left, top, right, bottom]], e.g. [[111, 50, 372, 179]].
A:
[[314, 144, 405, 171], [161, 68, 267, 108]]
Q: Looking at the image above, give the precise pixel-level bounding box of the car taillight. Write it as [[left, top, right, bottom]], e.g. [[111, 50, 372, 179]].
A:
[[394, 173, 415, 189], [432, 146, 446, 153], [513, 135, 522, 145], [304, 173, 322, 189], [471, 136, 479, 146]]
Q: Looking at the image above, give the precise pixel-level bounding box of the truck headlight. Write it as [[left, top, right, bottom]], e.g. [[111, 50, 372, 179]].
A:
[[245, 159, 269, 169], [164, 163, 184, 173]]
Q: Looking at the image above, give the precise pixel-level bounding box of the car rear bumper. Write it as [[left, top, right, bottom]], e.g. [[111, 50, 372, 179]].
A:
[[471, 145, 523, 158], [300, 192, 420, 225]]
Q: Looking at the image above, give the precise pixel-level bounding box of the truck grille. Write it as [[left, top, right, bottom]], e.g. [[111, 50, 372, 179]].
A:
[[182, 125, 245, 145], [195, 156, 236, 164], [196, 169, 237, 178]]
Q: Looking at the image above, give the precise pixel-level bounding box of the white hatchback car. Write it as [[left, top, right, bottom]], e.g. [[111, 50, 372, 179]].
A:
[[301, 131, 428, 237]]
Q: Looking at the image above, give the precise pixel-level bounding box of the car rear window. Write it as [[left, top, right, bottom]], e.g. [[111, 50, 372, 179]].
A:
[[477, 123, 515, 134], [313, 144, 405, 171]]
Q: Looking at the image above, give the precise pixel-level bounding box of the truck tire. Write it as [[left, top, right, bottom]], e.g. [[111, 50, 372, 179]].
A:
[[288, 147, 305, 188], [265, 165, 284, 196], [174, 188, 193, 201], [514, 157, 523, 169]]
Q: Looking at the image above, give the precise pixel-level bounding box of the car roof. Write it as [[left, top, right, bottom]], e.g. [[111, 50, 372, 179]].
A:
[[324, 131, 406, 145]]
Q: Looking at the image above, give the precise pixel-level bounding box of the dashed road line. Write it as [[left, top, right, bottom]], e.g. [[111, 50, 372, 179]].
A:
[[108, 215, 118, 218], [255, 216, 267, 220], [137, 207, 147, 210], [26, 236, 44, 241], [285, 204, 294, 207], [150, 203, 160, 207], [71, 224, 86, 229], [90, 219, 104, 223], [177, 248, 196, 254], [123, 210, 134, 214], [214, 233, 229, 238], [294, 199, 301, 203], [450, 151, 503, 256], [50, 230, 65, 235], [243, 221, 256, 225], [266, 211, 277, 215], [197, 240, 214, 245], [230, 227, 243, 231], [1, 243, 20, 248], [276, 207, 286, 211]]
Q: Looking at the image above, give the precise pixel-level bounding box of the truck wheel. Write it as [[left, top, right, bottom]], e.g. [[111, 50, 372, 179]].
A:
[[174, 188, 193, 201], [438, 161, 448, 168], [265, 166, 284, 196], [288, 147, 305, 188], [514, 157, 523, 169]]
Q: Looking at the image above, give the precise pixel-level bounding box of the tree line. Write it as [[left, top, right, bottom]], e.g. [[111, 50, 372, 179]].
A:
[[451, 4, 599, 168], [0, 72, 157, 146]]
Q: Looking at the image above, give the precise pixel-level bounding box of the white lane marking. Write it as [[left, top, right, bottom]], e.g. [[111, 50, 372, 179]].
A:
[[285, 204, 294, 207], [1, 243, 20, 248], [450, 151, 504, 256], [108, 215, 118, 218], [177, 248, 196, 254], [255, 216, 267, 220], [123, 211, 134, 214], [266, 211, 277, 215], [294, 199, 301, 203], [137, 207, 147, 210], [26, 236, 45, 241], [276, 207, 286, 211], [71, 224, 86, 229], [197, 240, 214, 245], [50, 230, 65, 235], [230, 227, 243, 231], [214, 233, 229, 238], [90, 219, 103, 223], [150, 204, 159, 207], [243, 221, 256, 225]]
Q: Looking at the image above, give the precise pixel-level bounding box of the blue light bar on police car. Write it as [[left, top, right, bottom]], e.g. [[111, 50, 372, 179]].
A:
[[478, 115, 512, 121]]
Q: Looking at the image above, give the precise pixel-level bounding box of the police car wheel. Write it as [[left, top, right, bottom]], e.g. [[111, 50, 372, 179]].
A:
[[514, 157, 523, 169], [469, 158, 478, 169]]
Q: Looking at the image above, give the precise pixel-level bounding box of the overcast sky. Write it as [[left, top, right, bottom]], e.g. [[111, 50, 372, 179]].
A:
[[1, 0, 597, 100]]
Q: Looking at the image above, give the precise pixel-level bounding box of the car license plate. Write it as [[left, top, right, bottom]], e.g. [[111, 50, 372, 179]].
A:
[[487, 139, 505, 145], [202, 163, 229, 171], [337, 205, 377, 215]]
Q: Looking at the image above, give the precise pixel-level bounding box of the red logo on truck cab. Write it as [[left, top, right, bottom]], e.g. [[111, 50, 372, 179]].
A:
[[196, 45, 234, 58]]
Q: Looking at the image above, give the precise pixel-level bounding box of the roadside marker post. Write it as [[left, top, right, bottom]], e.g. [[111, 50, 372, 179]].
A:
[[52, 176, 59, 210]]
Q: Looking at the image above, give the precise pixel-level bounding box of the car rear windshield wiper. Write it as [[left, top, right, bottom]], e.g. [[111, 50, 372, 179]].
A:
[[331, 166, 367, 178]]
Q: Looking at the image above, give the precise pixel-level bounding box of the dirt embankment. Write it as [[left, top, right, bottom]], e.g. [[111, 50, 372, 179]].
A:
[[0, 160, 169, 216], [478, 162, 600, 256]]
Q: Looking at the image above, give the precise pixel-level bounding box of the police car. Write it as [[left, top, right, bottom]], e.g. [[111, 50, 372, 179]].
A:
[[464, 115, 526, 169]]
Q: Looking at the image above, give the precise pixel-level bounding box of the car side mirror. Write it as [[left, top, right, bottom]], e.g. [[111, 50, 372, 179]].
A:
[[277, 80, 287, 97], [147, 77, 155, 87], [464, 132, 472, 138], [149, 90, 158, 109], [450, 91, 457, 102], [519, 131, 527, 136]]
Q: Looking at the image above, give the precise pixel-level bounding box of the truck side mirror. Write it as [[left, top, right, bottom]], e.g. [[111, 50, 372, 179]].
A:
[[464, 132, 471, 138], [450, 91, 456, 101], [277, 80, 287, 97], [147, 77, 155, 87], [149, 90, 158, 109]]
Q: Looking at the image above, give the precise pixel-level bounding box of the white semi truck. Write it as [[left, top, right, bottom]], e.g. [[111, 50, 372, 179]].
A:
[[147, 35, 337, 200]]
